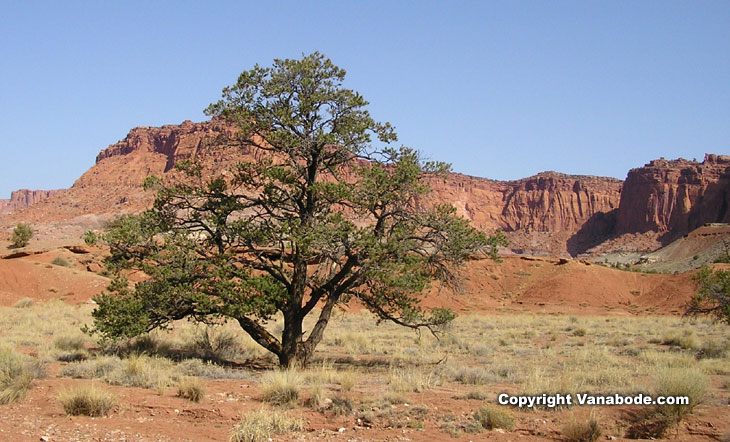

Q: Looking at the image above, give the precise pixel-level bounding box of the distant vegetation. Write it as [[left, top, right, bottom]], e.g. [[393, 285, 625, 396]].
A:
[[688, 266, 730, 324], [10, 223, 32, 248]]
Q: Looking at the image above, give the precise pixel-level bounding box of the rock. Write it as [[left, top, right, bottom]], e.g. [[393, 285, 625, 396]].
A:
[[616, 154, 730, 238], [0, 189, 63, 214]]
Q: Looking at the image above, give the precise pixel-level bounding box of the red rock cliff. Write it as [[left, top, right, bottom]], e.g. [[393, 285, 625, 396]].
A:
[[616, 154, 730, 238], [0, 189, 63, 214]]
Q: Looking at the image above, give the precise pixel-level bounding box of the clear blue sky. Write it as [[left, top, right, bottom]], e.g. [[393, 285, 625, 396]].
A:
[[1, 1, 728, 198]]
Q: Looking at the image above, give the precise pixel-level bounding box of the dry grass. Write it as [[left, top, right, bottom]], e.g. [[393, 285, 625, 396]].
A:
[[229, 408, 303, 442], [58, 385, 116, 416], [653, 367, 708, 421], [562, 413, 602, 442], [176, 377, 205, 402], [260, 370, 303, 406], [474, 404, 515, 430], [0, 348, 40, 404], [387, 366, 441, 393], [12, 298, 34, 308]]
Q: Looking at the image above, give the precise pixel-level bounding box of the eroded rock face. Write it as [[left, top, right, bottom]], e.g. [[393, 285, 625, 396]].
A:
[[616, 154, 730, 238], [7, 119, 726, 256], [0, 189, 63, 214]]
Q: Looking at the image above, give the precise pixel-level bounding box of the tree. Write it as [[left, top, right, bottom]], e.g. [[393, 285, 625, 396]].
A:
[[88, 52, 508, 367], [686, 266, 730, 324], [10, 223, 32, 248]]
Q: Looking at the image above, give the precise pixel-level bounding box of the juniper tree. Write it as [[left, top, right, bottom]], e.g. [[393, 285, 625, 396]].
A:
[[89, 52, 507, 367]]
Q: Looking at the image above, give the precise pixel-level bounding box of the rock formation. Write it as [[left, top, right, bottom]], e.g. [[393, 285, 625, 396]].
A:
[[616, 154, 730, 240], [5, 119, 727, 256], [0, 189, 63, 214]]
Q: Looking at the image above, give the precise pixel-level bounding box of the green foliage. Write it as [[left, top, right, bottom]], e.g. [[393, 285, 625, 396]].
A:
[[687, 266, 730, 324], [10, 223, 32, 248], [88, 52, 507, 367], [82, 230, 98, 246]]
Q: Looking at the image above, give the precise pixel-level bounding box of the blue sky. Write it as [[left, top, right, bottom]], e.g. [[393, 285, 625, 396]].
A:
[[1, 1, 728, 198]]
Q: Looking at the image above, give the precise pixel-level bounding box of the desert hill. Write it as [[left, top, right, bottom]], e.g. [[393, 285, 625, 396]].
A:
[[2, 119, 729, 257]]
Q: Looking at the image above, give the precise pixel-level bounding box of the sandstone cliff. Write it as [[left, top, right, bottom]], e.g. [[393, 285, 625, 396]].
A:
[[6, 119, 726, 257], [616, 154, 730, 240]]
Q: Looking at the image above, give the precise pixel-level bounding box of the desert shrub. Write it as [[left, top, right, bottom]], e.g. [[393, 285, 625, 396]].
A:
[[51, 257, 72, 267], [653, 368, 708, 422], [60, 354, 174, 390], [185, 326, 244, 361], [572, 327, 587, 337], [12, 298, 34, 308], [10, 223, 32, 248], [0, 349, 40, 404], [450, 366, 491, 385], [229, 408, 303, 442], [697, 340, 728, 359], [260, 370, 303, 406], [117, 334, 173, 357], [562, 414, 602, 442], [660, 330, 699, 350], [82, 230, 98, 246], [474, 405, 514, 430], [58, 386, 116, 416], [54, 335, 87, 351], [329, 395, 353, 416], [177, 359, 250, 380], [60, 356, 123, 379], [176, 377, 205, 402]]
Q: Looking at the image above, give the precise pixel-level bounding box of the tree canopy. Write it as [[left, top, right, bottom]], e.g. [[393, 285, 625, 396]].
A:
[[89, 52, 507, 367], [687, 266, 730, 324]]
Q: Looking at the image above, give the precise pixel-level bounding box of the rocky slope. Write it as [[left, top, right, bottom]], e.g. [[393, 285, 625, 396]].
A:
[[0, 189, 63, 214], [3, 120, 727, 256]]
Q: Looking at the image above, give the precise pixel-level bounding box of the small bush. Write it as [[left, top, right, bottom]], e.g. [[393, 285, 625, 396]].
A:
[[474, 405, 514, 430], [625, 414, 675, 439], [185, 326, 243, 361], [176, 377, 205, 402], [229, 408, 303, 442], [260, 370, 303, 406], [10, 223, 32, 248], [562, 414, 602, 442], [329, 395, 353, 416], [82, 230, 98, 246], [51, 257, 72, 267], [304, 382, 327, 409], [58, 386, 116, 416], [0, 349, 40, 404], [697, 340, 728, 359], [450, 366, 491, 385], [572, 327, 587, 337], [12, 298, 34, 308]]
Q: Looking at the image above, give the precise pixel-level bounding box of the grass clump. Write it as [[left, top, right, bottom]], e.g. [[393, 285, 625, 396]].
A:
[[660, 330, 699, 350], [260, 370, 303, 406], [229, 408, 303, 442], [53, 334, 87, 352], [58, 385, 116, 416], [653, 367, 708, 422], [388, 366, 440, 393], [0, 349, 40, 404], [50, 257, 72, 267], [176, 377, 205, 402], [12, 298, 34, 308], [474, 404, 515, 430], [562, 414, 602, 442]]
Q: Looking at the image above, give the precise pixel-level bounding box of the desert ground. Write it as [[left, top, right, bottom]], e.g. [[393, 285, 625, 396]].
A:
[[1, 235, 729, 442]]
